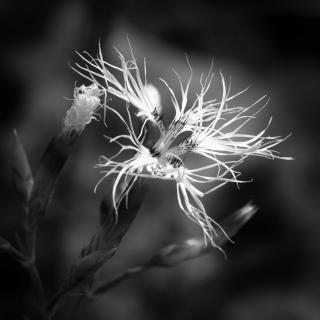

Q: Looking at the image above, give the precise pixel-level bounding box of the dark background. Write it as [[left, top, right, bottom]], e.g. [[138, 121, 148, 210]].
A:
[[0, 1, 319, 319]]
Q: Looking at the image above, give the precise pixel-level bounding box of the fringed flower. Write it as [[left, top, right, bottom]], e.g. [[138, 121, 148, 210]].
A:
[[75, 44, 292, 248]]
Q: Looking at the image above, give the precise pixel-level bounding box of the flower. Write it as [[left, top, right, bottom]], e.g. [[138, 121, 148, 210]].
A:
[[75, 43, 292, 248], [62, 83, 103, 136]]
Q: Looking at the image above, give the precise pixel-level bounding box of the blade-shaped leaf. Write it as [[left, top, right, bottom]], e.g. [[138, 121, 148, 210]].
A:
[[0, 236, 26, 263], [12, 129, 34, 203], [28, 134, 77, 227]]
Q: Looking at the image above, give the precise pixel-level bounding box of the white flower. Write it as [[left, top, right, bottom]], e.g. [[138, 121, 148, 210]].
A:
[[62, 84, 103, 135], [62, 83, 103, 136], [140, 84, 162, 117], [76, 44, 292, 248]]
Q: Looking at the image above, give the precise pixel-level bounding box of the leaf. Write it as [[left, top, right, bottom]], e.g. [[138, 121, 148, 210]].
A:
[[0, 236, 11, 250], [28, 134, 77, 227], [12, 129, 34, 203], [67, 249, 117, 292], [0, 236, 26, 263]]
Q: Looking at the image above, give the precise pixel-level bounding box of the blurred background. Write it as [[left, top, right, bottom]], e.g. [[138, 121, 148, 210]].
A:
[[0, 0, 319, 319]]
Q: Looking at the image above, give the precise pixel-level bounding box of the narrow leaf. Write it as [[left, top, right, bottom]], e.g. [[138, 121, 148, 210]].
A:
[[28, 134, 78, 227], [12, 129, 34, 203], [0, 236, 26, 263]]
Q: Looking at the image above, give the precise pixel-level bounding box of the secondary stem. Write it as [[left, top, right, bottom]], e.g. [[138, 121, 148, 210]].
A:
[[92, 264, 151, 297], [21, 209, 48, 319]]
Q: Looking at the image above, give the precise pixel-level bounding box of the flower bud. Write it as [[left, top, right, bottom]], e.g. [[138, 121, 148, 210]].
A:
[[62, 83, 102, 136], [150, 238, 206, 267]]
